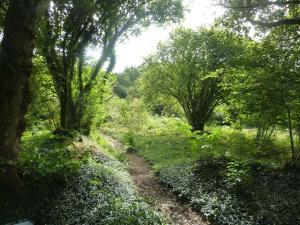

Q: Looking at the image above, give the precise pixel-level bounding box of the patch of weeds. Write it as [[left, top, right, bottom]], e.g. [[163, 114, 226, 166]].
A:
[[142, 196, 157, 206], [124, 131, 135, 147]]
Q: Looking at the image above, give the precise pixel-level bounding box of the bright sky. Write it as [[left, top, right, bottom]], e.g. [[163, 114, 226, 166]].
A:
[[89, 0, 224, 73]]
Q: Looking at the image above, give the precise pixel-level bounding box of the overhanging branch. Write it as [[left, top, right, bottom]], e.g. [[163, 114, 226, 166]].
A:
[[220, 0, 300, 9], [248, 18, 300, 27]]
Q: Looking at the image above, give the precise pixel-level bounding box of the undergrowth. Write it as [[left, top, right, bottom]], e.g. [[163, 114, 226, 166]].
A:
[[0, 131, 166, 225], [160, 157, 300, 225], [103, 116, 300, 225]]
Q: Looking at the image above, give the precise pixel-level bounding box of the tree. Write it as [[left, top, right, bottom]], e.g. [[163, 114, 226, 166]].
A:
[[141, 27, 247, 131], [114, 67, 141, 99], [40, 0, 184, 134], [218, 0, 300, 162], [0, 0, 48, 191], [226, 63, 284, 148], [226, 30, 300, 161], [260, 31, 300, 162], [219, 0, 300, 29]]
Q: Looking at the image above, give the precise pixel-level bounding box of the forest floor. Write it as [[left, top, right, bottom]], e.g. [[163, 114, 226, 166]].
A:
[[101, 133, 208, 225]]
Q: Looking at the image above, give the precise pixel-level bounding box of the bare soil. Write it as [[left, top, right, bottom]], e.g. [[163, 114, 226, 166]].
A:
[[102, 133, 208, 225]]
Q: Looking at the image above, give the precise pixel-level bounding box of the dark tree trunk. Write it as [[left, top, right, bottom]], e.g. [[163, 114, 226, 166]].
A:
[[49, 70, 77, 133], [286, 105, 296, 163], [189, 114, 205, 132], [59, 85, 76, 131], [0, 0, 47, 192], [191, 122, 205, 133], [296, 122, 300, 153]]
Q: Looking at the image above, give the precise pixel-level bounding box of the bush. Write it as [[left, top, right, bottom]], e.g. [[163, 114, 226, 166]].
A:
[[193, 155, 229, 181], [124, 131, 135, 147]]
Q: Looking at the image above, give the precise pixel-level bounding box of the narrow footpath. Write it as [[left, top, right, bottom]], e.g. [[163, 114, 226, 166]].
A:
[[101, 133, 208, 225]]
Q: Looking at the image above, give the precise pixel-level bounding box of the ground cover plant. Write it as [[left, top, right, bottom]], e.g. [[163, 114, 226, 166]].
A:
[[0, 131, 166, 225]]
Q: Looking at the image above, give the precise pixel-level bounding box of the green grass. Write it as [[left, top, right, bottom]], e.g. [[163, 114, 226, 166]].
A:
[[103, 117, 292, 171], [101, 120, 201, 171], [133, 134, 199, 171]]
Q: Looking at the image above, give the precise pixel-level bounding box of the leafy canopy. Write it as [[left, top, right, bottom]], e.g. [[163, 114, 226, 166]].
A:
[[218, 0, 300, 31]]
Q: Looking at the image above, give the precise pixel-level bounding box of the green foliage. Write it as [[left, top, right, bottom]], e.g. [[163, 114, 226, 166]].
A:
[[4, 0, 300, 224], [26, 56, 60, 131], [160, 162, 257, 225], [141, 27, 248, 131], [209, 106, 230, 126], [104, 116, 291, 167], [103, 116, 299, 224], [80, 70, 115, 134], [224, 161, 253, 189], [103, 118, 199, 171], [19, 131, 88, 179], [38, 0, 184, 132], [40, 162, 165, 225], [193, 155, 229, 180], [223, 28, 300, 160], [124, 131, 135, 148], [106, 98, 149, 132], [136, 69, 184, 117], [114, 67, 141, 99], [1, 131, 166, 224], [220, 0, 300, 32], [160, 157, 300, 225]]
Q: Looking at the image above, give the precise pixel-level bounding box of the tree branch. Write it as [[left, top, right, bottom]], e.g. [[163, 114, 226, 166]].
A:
[[220, 0, 300, 9], [248, 18, 300, 27]]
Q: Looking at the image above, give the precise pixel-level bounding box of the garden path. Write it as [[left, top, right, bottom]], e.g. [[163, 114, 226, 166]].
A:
[[101, 133, 208, 225]]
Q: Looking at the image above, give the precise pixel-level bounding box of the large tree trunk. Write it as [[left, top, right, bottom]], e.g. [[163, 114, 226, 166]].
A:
[[59, 84, 76, 131], [49, 70, 77, 133], [191, 121, 205, 133], [189, 114, 205, 132], [0, 0, 47, 193]]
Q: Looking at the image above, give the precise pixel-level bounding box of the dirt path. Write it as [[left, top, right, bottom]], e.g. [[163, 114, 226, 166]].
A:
[[101, 133, 208, 225]]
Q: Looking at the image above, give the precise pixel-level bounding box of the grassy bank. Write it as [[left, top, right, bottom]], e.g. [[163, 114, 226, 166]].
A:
[[0, 131, 166, 225]]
